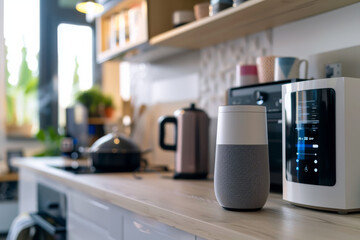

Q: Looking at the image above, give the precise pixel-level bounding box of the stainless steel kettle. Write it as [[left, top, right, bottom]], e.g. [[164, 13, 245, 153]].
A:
[[159, 103, 209, 179]]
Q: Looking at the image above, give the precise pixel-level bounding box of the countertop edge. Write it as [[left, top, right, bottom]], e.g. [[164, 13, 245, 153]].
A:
[[15, 159, 256, 240]]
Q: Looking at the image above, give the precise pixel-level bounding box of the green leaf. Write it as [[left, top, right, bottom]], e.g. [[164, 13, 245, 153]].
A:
[[17, 46, 33, 89], [36, 129, 46, 142], [24, 76, 39, 94], [47, 127, 58, 142]]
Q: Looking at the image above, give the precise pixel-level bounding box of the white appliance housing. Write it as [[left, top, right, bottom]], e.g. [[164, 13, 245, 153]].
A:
[[282, 77, 360, 213]]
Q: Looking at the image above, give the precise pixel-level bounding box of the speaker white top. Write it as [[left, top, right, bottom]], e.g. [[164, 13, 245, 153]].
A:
[[216, 105, 268, 145]]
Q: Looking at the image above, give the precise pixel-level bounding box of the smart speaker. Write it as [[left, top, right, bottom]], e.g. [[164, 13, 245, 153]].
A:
[[214, 105, 270, 210]]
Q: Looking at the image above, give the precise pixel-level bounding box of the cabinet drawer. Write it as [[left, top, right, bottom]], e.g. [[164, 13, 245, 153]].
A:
[[69, 190, 124, 238], [68, 212, 112, 240], [123, 212, 195, 240], [69, 191, 111, 229]]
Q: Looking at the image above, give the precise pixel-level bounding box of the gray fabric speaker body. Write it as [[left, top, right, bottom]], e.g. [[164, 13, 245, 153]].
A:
[[214, 105, 270, 210]]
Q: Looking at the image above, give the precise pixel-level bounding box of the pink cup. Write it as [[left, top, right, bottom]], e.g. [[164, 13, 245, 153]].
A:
[[256, 56, 276, 83], [236, 64, 258, 86]]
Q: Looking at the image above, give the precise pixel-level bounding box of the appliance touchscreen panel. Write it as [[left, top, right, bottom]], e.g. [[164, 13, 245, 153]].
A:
[[285, 88, 336, 186]]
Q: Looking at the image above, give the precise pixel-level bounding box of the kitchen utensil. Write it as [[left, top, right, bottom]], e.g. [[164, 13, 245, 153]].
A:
[[158, 103, 209, 179], [256, 56, 276, 83], [235, 64, 258, 86], [214, 105, 269, 210], [274, 57, 308, 81], [282, 77, 360, 213], [90, 131, 143, 172]]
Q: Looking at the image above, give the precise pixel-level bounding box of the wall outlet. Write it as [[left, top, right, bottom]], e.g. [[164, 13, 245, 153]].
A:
[[325, 63, 342, 78], [308, 45, 360, 79]]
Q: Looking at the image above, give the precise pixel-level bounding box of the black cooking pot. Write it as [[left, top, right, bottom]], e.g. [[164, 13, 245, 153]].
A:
[[90, 132, 142, 172]]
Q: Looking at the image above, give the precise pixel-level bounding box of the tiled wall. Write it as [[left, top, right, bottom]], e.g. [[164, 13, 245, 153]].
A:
[[129, 30, 272, 118], [127, 30, 272, 170], [126, 2, 360, 169], [198, 30, 272, 117]]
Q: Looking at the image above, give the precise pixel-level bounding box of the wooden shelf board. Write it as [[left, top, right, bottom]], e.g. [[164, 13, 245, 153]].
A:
[[150, 0, 359, 49], [97, 39, 148, 63], [0, 173, 18, 182]]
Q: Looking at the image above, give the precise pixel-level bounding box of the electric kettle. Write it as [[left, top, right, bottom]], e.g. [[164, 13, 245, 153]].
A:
[[159, 103, 209, 179]]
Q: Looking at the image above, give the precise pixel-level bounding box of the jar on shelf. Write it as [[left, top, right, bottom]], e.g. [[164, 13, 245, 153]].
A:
[[233, 0, 248, 7], [209, 0, 233, 16]]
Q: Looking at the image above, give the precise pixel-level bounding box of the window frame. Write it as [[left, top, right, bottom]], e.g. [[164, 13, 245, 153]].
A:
[[39, 0, 100, 130]]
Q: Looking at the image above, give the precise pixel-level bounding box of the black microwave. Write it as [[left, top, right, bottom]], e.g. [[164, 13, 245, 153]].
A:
[[227, 79, 308, 192]]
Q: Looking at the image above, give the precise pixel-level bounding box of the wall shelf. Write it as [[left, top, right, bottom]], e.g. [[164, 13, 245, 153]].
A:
[[96, 0, 204, 63], [150, 0, 359, 49]]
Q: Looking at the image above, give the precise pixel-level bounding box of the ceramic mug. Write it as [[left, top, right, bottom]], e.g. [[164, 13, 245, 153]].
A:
[[274, 57, 308, 81], [256, 56, 276, 83], [235, 64, 258, 86]]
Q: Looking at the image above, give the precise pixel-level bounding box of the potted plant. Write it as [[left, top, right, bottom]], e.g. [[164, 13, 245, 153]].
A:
[[34, 127, 63, 156], [75, 87, 115, 118], [103, 95, 115, 118]]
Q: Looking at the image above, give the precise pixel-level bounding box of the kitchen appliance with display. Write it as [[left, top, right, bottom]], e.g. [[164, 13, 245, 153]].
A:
[[282, 77, 360, 212], [228, 79, 307, 191], [159, 103, 209, 179]]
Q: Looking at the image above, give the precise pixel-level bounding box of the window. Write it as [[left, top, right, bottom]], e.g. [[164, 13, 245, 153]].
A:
[[4, 0, 40, 137], [57, 23, 93, 128], [3, 0, 96, 136], [39, 0, 97, 131]]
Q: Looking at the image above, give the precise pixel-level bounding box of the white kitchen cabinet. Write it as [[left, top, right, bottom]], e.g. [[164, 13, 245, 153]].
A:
[[0, 200, 18, 233], [68, 212, 112, 240], [69, 190, 115, 231], [18, 168, 38, 213], [68, 189, 195, 240], [18, 168, 68, 213], [68, 190, 124, 239], [123, 211, 195, 240]]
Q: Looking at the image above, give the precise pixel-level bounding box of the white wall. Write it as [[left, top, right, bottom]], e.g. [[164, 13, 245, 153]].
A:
[[0, 0, 7, 171], [129, 51, 200, 109], [273, 3, 360, 60]]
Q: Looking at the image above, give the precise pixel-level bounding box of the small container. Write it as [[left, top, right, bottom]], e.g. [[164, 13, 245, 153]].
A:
[[256, 56, 277, 83], [233, 0, 248, 7], [172, 10, 195, 28], [236, 64, 258, 86], [194, 2, 210, 20], [210, 0, 233, 16]]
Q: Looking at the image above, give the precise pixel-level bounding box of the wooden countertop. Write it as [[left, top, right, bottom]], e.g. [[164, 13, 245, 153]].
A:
[[15, 157, 360, 240], [0, 172, 18, 182]]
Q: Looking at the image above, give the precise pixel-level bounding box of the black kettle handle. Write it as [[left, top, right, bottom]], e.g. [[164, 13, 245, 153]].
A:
[[159, 116, 177, 151]]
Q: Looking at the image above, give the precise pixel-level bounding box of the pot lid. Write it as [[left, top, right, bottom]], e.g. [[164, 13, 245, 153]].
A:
[[90, 132, 141, 154], [174, 103, 208, 116]]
